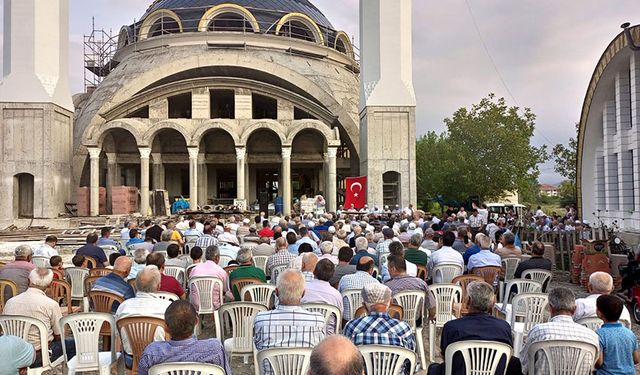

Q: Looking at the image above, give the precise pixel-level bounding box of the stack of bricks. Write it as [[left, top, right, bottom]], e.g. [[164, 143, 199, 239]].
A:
[[76, 187, 106, 216], [111, 186, 139, 215], [571, 245, 584, 284]]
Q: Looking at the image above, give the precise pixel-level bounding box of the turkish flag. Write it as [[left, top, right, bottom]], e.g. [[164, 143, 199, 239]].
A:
[[344, 176, 367, 209]]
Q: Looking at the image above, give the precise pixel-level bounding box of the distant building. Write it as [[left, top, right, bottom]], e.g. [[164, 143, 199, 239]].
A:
[[539, 184, 559, 197]]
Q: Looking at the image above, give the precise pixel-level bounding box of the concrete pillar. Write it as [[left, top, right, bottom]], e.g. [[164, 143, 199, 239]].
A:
[[327, 146, 338, 213], [198, 154, 208, 206], [105, 153, 117, 213], [88, 147, 101, 216], [236, 147, 246, 201], [188, 147, 199, 210], [139, 147, 151, 216], [282, 146, 292, 215], [151, 153, 164, 190]]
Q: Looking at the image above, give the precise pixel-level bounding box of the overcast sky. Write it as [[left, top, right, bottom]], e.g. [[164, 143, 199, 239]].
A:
[[2, 0, 639, 183]]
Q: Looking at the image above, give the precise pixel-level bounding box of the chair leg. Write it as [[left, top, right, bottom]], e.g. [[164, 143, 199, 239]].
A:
[[416, 327, 426, 369], [428, 322, 435, 363]]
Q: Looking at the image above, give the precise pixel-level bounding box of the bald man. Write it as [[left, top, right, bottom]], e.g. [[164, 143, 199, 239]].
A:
[[92, 256, 135, 312], [338, 256, 379, 320], [300, 252, 319, 281], [308, 335, 364, 375]]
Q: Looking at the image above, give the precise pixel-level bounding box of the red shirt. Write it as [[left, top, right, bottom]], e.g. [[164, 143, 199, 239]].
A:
[[257, 228, 275, 238], [160, 273, 184, 297]]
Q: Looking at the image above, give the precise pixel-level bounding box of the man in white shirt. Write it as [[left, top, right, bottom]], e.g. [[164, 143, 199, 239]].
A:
[[33, 235, 59, 258], [428, 231, 463, 283], [573, 271, 631, 323]]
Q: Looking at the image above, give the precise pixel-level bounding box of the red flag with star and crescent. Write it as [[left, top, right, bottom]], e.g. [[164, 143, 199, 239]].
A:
[[344, 176, 367, 209]]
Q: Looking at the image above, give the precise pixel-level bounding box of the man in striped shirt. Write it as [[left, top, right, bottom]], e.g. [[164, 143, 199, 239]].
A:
[[254, 269, 325, 375], [92, 256, 135, 312]]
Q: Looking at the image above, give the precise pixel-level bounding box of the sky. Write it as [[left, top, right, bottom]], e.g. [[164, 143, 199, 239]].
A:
[[2, 0, 640, 184]]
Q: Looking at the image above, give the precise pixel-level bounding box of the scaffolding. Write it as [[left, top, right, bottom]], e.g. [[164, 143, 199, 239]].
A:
[[83, 17, 118, 93]]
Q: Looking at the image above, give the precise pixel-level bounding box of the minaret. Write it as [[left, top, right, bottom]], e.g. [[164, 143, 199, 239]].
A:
[[359, 0, 417, 209], [0, 0, 74, 220]]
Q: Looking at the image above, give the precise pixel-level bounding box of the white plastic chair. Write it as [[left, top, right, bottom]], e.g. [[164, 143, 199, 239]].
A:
[[510, 293, 549, 339], [270, 264, 287, 285], [300, 303, 342, 335], [501, 257, 521, 281], [359, 344, 417, 375], [429, 284, 462, 362], [184, 235, 200, 243], [148, 362, 226, 375], [65, 267, 89, 302], [98, 245, 120, 258], [494, 279, 543, 318], [444, 340, 512, 375], [393, 290, 427, 368], [576, 317, 604, 331], [219, 255, 233, 268], [189, 276, 224, 336], [522, 268, 553, 292], [253, 255, 269, 273], [186, 264, 198, 279], [153, 291, 180, 302], [216, 302, 267, 363], [32, 256, 50, 268], [241, 283, 277, 309], [432, 263, 463, 284], [59, 312, 124, 375], [0, 315, 65, 375], [341, 288, 364, 321], [527, 340, 598, 375], [256, 347, 312, 375], [165, 266, 186, 287]]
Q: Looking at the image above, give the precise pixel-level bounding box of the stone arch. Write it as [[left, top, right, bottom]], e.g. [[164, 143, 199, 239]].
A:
[[334, 31, 354, 58], [142, 121, 191, 146], [191, 120, 241, 147], [198, 4, 260, 33], [240, 120, 287, 145], [286, 120, 337, 144], [275, 13, 325, 45], [83, 119, 145, 148], [139, 9, 183, 40]]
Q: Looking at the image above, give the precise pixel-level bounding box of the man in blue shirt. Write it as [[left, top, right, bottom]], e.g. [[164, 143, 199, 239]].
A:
[[125, 228, 145, 248], [96, 227, 125, 255], [0, 334, 35, 375], [76, 233, 108, 268], [138, 300, 231, 375], [467, 233, 501, 271], [92, 256, 135, 312]]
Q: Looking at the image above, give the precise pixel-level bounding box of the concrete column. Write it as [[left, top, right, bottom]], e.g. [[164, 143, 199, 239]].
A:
[[327, 146, 338, 213], [188, 147, 199, 210], [236, 147, 246, 201], [198, 154, 208, 206], [151, 153, 164, 190], [88, 147, 101, 216], [105, 153, 117, 214], [282, 146, 292, 215], [139, 147, 151, 216]]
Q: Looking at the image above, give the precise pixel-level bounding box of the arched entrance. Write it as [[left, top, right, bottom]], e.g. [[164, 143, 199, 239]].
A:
[[247, 128, 282, 207], [151, 128, 189, 201], [13, 173, 34, 218], [200, 129, 237, 201], [291, 128, 327, 199], [383, 171, 401, 207]]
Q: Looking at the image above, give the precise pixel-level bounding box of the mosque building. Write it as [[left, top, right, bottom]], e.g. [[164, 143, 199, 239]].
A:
[[0, 0, 416, 220]]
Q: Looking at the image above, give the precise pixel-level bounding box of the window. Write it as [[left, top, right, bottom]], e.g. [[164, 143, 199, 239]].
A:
[[280, 21, 316, 42], [168, 93, 192, 119], [252, 94, 277, 119], [149, 17, 181, 37], [294, 107, 316, 120], [127, 106, 149, 119], [210, 90, 235, 119], [208, 13, 252, 32], [383, 171, 401, 207]]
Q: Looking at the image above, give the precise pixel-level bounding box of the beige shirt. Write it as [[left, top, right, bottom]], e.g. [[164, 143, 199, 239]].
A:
[[495, 246, 522, 258], [3, 288, 62, 350]]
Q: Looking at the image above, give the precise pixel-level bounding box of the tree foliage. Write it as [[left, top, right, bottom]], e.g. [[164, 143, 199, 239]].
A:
[[552, 123, 578, 183], [416, 94, 547, 206]]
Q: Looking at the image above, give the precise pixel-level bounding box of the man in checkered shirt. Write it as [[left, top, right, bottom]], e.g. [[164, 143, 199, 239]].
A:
[[254, 269, 325, 375], [265, 237, 296, 277], [342, 283, 415, 350], [520, 287, 599, 374]]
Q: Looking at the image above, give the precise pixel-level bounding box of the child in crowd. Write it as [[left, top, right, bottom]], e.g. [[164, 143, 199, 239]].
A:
[[72, 254, 88, 268], [595, 294, 639, 374], [49, 255, 64, 279]]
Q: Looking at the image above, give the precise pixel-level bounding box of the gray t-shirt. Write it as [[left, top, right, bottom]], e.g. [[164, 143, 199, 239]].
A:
[[329, 264, 357, 287]]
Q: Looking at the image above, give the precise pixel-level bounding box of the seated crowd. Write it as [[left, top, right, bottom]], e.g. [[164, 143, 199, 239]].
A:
[[0, 210, 638, 375]]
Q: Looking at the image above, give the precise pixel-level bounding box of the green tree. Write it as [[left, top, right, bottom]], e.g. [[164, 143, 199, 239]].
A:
[[552, 123, 578, 205]]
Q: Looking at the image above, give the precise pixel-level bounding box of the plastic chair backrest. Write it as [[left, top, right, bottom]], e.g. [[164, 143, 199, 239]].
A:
[[218, 255, 233, 268], [576, 317, 604, 331], [99, 245, 119, 258], [0, 314, 58, 369], [184, 235, 200, 243], [117, 316, 169, 373], [216, 302, 266, 353], [510, 293, 549, 336], [393, 290, 425, 329], [89, 268, 112, 277], [416, 265, 428, 280], [253, 255, 269, 273], [271, 264, 287, 285], [46, 279, 74, 314], [153, 291, 180, 301], [341, 288, 363, 321], [60, 312, 117, 371], [88, 290, 125, 313], [65, 267, 89, 299], [471, 266, 502, 287], [230, 277, 262, 300], [85, 257, 97, 269], [501, 279, 542, 306], [452, 275, 483, 302], [241, 283, 276, 309], [527, 340, 597, 375], [522, 268, 553, 292], [444, 340, 512, 375], [164, 266, 186, 287], [32, 256, 50, 268], [148, 362, 226, 375], [431, 284, 462, 327], [354, 303, 404, 320], [301, 303, 343, 334], [257, 347, 312, 375], [185, 264, 197, 279], [433, 263, 463, 283], [189, 276, 224, 314], [501, 257, 521, 281], [0, 279, 18, 310], [84, 275, 101, 296], [359, 344, 416, 375]]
